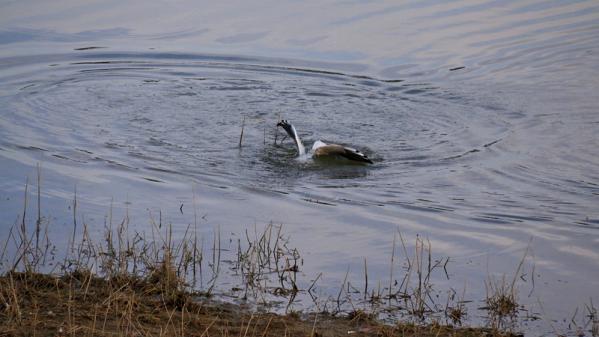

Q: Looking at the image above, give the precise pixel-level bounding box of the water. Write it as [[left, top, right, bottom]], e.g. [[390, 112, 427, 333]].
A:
[[1, 1, 598, 334]]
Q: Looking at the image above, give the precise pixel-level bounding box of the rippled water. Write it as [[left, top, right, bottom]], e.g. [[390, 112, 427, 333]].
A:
[[1, 1, 599, 334]]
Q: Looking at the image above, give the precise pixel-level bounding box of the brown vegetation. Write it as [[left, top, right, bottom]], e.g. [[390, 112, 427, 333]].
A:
[[0, 171, 558, 336], [0, 270, 517, 337]]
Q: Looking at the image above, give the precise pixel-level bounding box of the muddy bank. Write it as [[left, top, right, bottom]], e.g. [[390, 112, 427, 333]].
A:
[[0, 271, 516, 337]]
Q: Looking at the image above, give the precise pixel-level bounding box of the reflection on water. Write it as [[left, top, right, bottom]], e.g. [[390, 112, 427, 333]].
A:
[[1, 0, 599, 335]]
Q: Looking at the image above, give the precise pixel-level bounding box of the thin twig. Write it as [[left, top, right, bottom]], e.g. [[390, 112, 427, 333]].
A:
[[239, 115, 246, 148]]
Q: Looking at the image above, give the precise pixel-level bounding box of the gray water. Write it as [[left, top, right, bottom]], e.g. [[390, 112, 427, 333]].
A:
[[1, 1, 599, 334]]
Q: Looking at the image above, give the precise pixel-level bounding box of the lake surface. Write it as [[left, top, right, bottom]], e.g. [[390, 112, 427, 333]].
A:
[[1, 1, 598, 334]]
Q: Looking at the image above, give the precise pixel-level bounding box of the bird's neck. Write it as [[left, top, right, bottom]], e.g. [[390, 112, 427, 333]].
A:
[[290, 125, 306, 156]]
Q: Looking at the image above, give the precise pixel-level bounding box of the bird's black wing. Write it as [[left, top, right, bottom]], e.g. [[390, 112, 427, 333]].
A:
[[340, 147, 373, 164]]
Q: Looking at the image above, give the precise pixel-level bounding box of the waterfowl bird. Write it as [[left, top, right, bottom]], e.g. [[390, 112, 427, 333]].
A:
[[277, 120, 373, 164]]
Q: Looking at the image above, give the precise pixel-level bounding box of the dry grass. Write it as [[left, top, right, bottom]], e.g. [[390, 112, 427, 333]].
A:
[[327, 231, 452, 324], [0, 208, 519, 337], [0, 174, 553, 337], [0, 271, 519, 337], [481, 244, 531, 332], [484, 275, 519, 330]]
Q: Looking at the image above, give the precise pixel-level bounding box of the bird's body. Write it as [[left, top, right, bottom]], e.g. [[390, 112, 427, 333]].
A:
[[277, 120, 373, 164]]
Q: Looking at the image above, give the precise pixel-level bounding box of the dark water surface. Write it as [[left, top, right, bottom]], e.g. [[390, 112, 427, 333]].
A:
[[1, 1, 598, 334]]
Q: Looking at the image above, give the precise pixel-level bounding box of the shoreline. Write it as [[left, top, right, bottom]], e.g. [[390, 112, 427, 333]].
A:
[[0, 203, 525, 336], [0, 174, 596, 336], [0, 271, 518, 337]]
